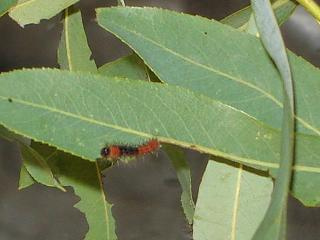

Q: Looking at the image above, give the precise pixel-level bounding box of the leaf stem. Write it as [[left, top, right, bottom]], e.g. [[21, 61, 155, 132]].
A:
[[297, 0, 320, 21]]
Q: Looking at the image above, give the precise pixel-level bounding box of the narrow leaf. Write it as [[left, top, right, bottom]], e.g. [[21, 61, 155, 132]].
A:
[[0, 69, 319, 205], [193, 160, 273, 240], [9, 0, 79, 26], [18, 164, 36, 189], [19, 141, 66, 191], [251, 1, 295, 239], [0, 125, 64, 191], [58, 7, 97, 72], [163, 144, 195, 225], [31, 142, 117, 240], [0, 125, 36, 190], [297, 0, 320, 21], [97, 7, 319, 136]]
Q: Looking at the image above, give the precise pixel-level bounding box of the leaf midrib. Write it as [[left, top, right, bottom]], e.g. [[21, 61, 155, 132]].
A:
[[95, 162, 112, 238], [0, 95, 319, 173], [102, 18, 320, 136], [231, 165, 242, 240]]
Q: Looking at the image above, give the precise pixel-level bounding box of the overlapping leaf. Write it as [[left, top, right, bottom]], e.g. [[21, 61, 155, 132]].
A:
[[0, 125, 64, 190], [19, 141, 66, 191], [97, 7, 320, 137], [164, 144, 195, 224], [251, 0, 295, 239], [9, 0, 79, 26], [58, 7, 96, 72], [18, 164, 35, 189], [98, 54, 149, 80], [221, 0, 296, 29], [57, 7, 115, 239], [31, 142, 117, 240]]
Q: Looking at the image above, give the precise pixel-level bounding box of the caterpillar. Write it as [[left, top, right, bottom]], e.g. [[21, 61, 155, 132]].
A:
[[100, 139, 160, 160]]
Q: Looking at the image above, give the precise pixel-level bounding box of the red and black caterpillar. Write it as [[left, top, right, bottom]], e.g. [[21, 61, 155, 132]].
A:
[[100, 139, 160, 160]]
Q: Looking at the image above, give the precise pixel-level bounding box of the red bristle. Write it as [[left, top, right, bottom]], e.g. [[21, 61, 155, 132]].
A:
[[101, 139, 160, 161], [109, 146, 121, 159], [138, 139, 160, 155]]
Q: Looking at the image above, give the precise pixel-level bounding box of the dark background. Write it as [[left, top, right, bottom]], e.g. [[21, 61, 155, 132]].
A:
[[0, 0, 320, 239]]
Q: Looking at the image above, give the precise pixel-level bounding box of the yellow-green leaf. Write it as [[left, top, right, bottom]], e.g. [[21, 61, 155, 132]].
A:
[[251, 0, 295, 239], [58, 7, 96, 72], [18, 164, 35, 189], [9, 0, 79, 26]]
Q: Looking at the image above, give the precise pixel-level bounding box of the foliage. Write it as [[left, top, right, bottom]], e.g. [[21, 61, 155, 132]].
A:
[[0, 0, 319, 239]]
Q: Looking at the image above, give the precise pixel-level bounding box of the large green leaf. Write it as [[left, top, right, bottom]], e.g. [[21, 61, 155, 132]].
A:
[[58, 7, 96, 72], [0, 0, 17, 17], [8, 0, 79, 26], [0, 69, 319, 205], [56, 8, 115, 239], [31, 142, 117, 240], [96, 7, 320, 137], [251, 0, 295, 239], [193, 160, 273, 240]]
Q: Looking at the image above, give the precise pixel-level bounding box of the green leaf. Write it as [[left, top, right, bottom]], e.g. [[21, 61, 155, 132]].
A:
[[0, 0, 17, 17], [58, 7, 97, 72], [193, 160, 273, 240], [18, 164, 36, 189], [57, 10, 116, 238], [251, 0, 295, 239], [0, 69, 319, 206], [19, 141, 66, 191], [220, 5, 252, 28], [163, 144, 195, 225], [96, 7, 319, 137], [98, 54, 149, 81], [8, 0, 79, 26], [31, 142, 117, 240], [0, 125, 64, 190], [221, 0, 296, 29], [271, 0, 297, 25]]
